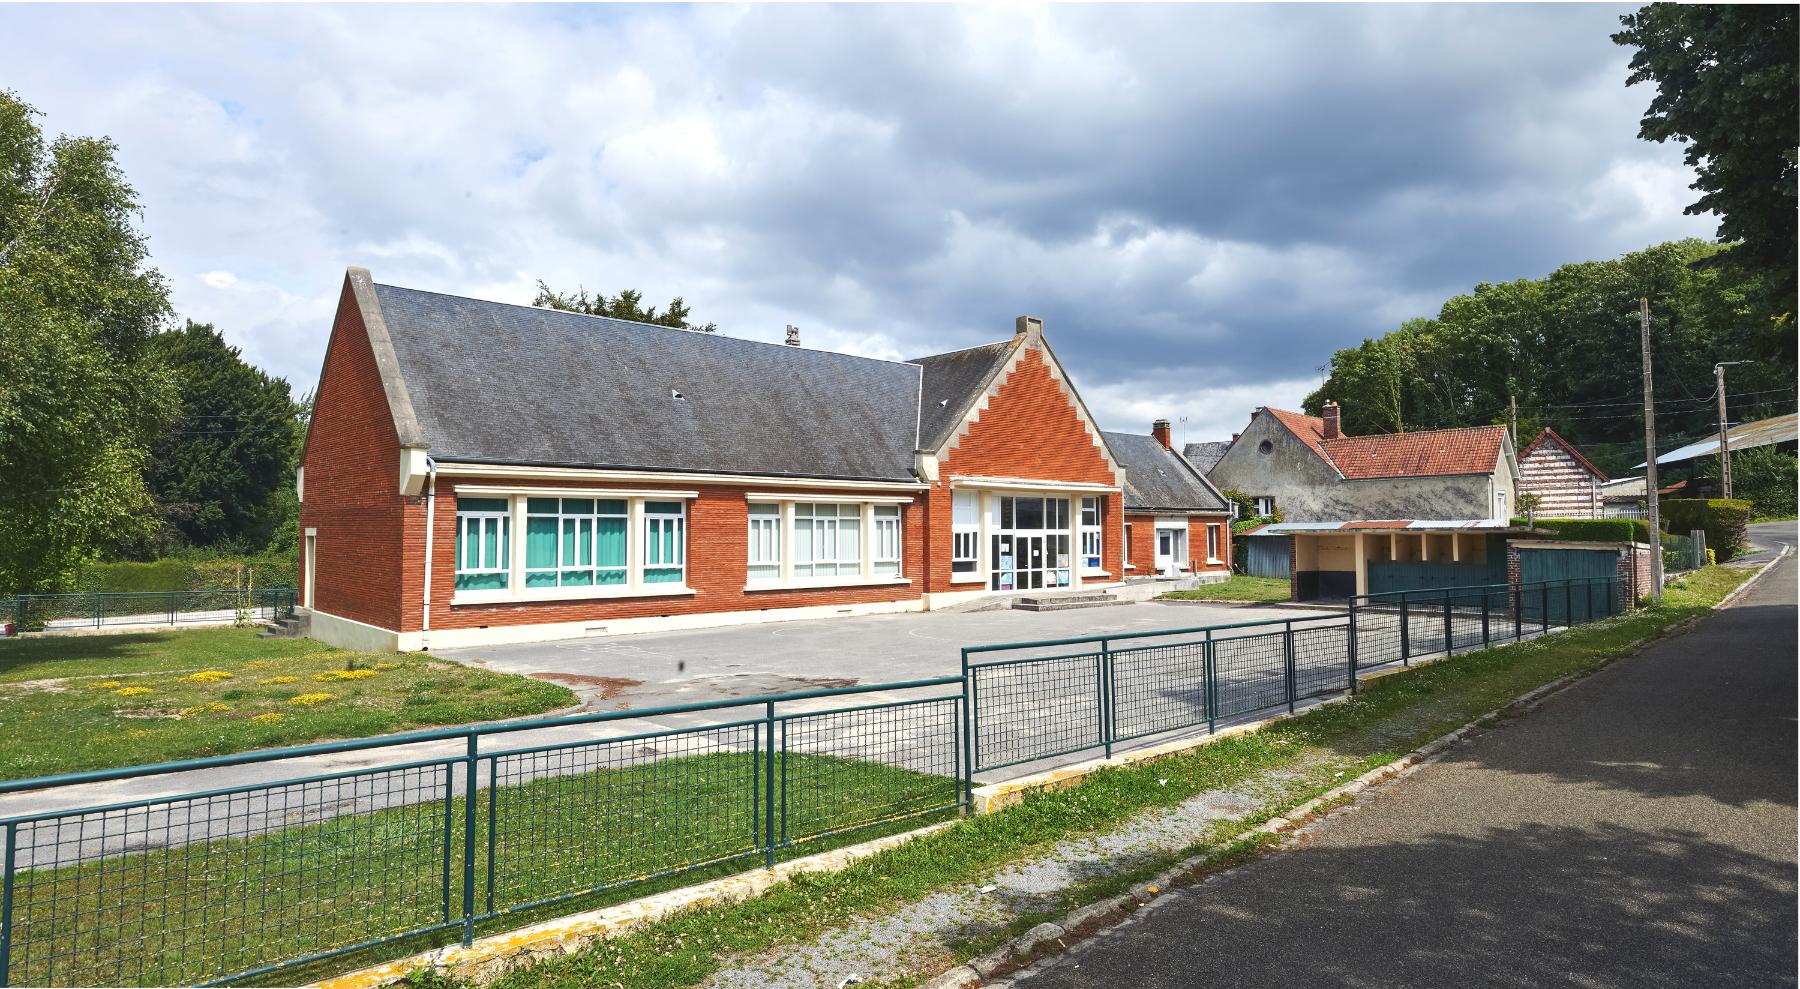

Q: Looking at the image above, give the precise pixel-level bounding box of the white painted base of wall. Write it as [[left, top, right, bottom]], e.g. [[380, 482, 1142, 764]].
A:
[[309, 598, 928, 653]]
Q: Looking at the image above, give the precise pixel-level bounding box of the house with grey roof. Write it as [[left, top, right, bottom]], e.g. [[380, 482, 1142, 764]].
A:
[[299, 270, 1153, 650], [1106, 422, 1234, 579]]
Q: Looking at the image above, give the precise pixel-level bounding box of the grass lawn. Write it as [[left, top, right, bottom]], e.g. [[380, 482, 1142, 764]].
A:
[[7, 752, 954, 988], [0, 628, 574, 780], [466, 565, 1752, 989], [1159, 574, 1292, 603]]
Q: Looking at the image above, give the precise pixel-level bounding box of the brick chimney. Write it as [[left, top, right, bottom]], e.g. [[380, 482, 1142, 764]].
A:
[[1152, 418, 1172, 449], [784, 324, 801, 347], [1322, 400, 1341, 440]]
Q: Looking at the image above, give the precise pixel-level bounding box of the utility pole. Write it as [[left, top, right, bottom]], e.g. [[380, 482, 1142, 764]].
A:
[[1509, 394, 1519, 448], [1712, 361, 1751, 499], [1640, 297, 1663, 601]]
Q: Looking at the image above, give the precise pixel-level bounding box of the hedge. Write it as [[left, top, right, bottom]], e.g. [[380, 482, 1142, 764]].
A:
[[1513, 517, 1653, 543], [72, 554, 298, 595], [1661, 499, 1752, 561]]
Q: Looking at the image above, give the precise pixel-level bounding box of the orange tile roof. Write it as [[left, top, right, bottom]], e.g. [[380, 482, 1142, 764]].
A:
[[1262, 408, 1509, 480]]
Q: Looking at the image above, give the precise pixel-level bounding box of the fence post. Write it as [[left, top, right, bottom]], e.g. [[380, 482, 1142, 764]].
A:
[[1565, 581, 1574, 628], [1100, 638, 1113, 760], [1204, 629, 1217, 733], [440, 762, 455, 926], [1, 822, 15, 988], [1541, 584, 1550, 635], [94, 591, 102, 629], [1481, 590, 1490, 648], [1284, 620, 1297, 713], [764, 701, 778, 869], [461, 735, 478, 946], [1513, 583, 1524, 642], [1442, 593, 1453, 656], [485, 757, 498, 915], [1399, 592, 1410, 665], [960, 648, 975, 809], [169, 590, 177, 626]]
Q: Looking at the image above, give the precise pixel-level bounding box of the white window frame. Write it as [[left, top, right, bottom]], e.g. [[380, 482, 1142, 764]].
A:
[[742, 495, 913, 590], [793, 502, 862, 579], [1123, 522, 1135, 570], [747, 503, 782, 582], [951, 490, 981, 581], [454, 501, 510, 591], [1079, 496, 1105, 574], [873, 505, 903, 576], [525, 497, 630, 590], [1254, 496, 1275, 517], [450, 489, 698, 604], [1206, 523, 1222, 564], [643, 501, 687, 583]]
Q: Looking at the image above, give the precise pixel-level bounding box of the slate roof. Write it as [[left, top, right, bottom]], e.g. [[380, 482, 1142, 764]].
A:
[[1262, 408, 1509, 480], [1181, 440, 1231, 476], [910, 342, 1014, 452], [1103, 431, 1229, 513], [371, 283, 924, 482], [1519, 427, 1608, 481]]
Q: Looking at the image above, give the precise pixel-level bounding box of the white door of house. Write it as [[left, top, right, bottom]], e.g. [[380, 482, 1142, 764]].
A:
[[1155, 527, 1185, 577], [303, 532, 317, 609]]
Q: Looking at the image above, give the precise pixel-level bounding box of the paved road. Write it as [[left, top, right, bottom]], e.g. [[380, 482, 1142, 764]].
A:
[[1740, 519, 1797, 564], [1013, 552, 1797, 988]]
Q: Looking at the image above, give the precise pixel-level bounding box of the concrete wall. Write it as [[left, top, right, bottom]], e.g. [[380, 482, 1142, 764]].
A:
[[1208, 411, 1510, 522]]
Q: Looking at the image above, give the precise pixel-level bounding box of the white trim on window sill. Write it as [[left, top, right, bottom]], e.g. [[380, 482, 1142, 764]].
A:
[[1206, 559, 1224, 566], [949, 574, 986, 585], [1080, 570, 1113, 579], [744, 577, 911, 592], [452, 585, 697, 606]]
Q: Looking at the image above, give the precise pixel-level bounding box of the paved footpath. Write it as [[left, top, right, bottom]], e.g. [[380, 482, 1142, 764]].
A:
[[1010, 551, 1798, 988]]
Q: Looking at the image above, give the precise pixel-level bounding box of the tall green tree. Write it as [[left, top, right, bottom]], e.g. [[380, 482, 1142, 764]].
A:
[[1306, 240, 1792, 477], [1614, 4, 1798, 355], [138, 322, 303, 554], [532, 280, 718, 332], [0, 91, 175, 593]]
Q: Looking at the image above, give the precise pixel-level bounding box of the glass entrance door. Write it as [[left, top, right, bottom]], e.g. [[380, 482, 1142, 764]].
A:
[[991, 496, 1072, 591]]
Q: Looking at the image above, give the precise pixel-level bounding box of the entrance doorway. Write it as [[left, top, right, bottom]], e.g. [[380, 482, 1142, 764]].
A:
[[990, 496, 1073, 591], [303, 532, 317, 609], [1154, 524, 1186, 577]]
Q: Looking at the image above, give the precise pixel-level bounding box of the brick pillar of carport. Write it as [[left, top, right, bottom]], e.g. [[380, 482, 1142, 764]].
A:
[[1289, 535, 1301, 602], [1506, 540, 1523, 619]]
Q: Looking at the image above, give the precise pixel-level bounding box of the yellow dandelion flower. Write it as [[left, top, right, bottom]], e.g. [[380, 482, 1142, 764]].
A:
[[88, 681, 125, 690], [290, 693, 335, 707], [314, 669, 378, 682], [185, 670, 233, 683], [258, 676, 300, 685], [114, 686, 152, 697], [252, 712, 285, 723]]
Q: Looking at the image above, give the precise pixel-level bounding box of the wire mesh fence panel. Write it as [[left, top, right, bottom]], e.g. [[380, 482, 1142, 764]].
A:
[[481, 723, 760, 916], [1447, 594, 1486, 651], [1108, 639, 1208, 742], [1293, 625, 1350, 700], [1211, 630, 1287, 721], [780, 696, 962, 845], [4, 589, 298, 632], [1351, 603, 1405, 670], [4, 761, 456, 988], [970, 653, 1102, 772]]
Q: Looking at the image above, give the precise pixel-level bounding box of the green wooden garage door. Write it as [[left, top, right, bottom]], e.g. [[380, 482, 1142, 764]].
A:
[[1518, 546, 1618, 624]]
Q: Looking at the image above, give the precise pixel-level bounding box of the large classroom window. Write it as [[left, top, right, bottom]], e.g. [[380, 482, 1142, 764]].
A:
[[990, 496, 1071, 591], [873, 505, 902, 576], [643, 502, 686, 583], [526, 498, 628, 588], [747, 503, 781, 581], [454, 498, 510, 591], [747, 500, 908, 586], [793, 502, 862, 578]]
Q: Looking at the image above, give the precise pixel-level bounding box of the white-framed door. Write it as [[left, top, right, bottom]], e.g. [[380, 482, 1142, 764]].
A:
[[303, 529, 317, 609], [1154, 524, 1186, 577]]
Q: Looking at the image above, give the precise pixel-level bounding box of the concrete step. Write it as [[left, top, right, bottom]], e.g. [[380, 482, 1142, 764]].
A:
[[1013, 592, 1123, 612], [256, 611, 312, 639]]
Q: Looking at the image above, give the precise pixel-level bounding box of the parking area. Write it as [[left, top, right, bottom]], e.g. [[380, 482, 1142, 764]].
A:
[[437, 598, 1334, 712]]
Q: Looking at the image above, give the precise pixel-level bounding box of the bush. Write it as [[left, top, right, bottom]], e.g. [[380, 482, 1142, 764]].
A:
[[1515, 517, 1653, 543], [1731, 446, 1798, 519], [1662, 499, 1752, 561], [71, 553, 297, 594]]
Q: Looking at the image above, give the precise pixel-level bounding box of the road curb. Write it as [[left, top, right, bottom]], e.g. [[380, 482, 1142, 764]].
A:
[[1714, 543, 1789, 611]]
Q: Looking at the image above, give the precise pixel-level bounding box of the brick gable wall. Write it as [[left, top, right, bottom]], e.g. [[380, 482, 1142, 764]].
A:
[[298, 286, 410, 631], [926, 346, 1124, 593], [1519, 443, 1601, 518]]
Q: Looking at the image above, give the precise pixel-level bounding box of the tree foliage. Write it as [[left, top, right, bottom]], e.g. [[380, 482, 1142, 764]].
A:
[[1305, 240, 1792, 477], [135, 322, 304, 554], [0, 91, 175, 592], [532, 281, 717, 332], [1613, 4, 1798, 353]]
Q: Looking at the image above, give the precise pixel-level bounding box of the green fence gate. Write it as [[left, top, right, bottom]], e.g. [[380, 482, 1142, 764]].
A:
[[1518, 547, 1619, 624]]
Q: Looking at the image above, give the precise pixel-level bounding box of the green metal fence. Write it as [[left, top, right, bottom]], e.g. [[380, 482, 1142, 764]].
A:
[[3, 589, 297, 633], [0, 678, 964, 987], [0, 575, 1629, 986]]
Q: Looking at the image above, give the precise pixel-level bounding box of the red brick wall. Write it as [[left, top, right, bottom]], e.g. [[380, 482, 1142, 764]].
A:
[[1189, 516, 1231, 573], [425, 480, 924, 633], [298, 284, 409, 631], [1124, 514, 1156, 573], [924, 346, 1124, 593]]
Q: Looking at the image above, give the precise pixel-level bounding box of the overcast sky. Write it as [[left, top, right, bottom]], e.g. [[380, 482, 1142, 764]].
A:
[[7, 3, 1715, 446]]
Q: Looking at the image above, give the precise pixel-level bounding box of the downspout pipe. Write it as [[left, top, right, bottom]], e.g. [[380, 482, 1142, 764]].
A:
[[422, 456, 437, 649]]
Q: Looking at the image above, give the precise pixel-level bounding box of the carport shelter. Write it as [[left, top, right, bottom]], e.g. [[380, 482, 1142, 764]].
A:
[[1253, 521, 1547, 601]]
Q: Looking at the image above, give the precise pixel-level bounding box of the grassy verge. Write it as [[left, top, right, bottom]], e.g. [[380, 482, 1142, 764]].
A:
[[1158, 574, 1292, 603], [7, 752, 951, 988], [0, 629, 573, 778], [473, 565, 1753, 989]]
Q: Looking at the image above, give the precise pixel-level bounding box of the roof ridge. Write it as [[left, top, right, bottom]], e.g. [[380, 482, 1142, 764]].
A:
[[1324, 422, 1508, 442], [373, 280, 927, 370], [909, 339, 1012, 364]]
